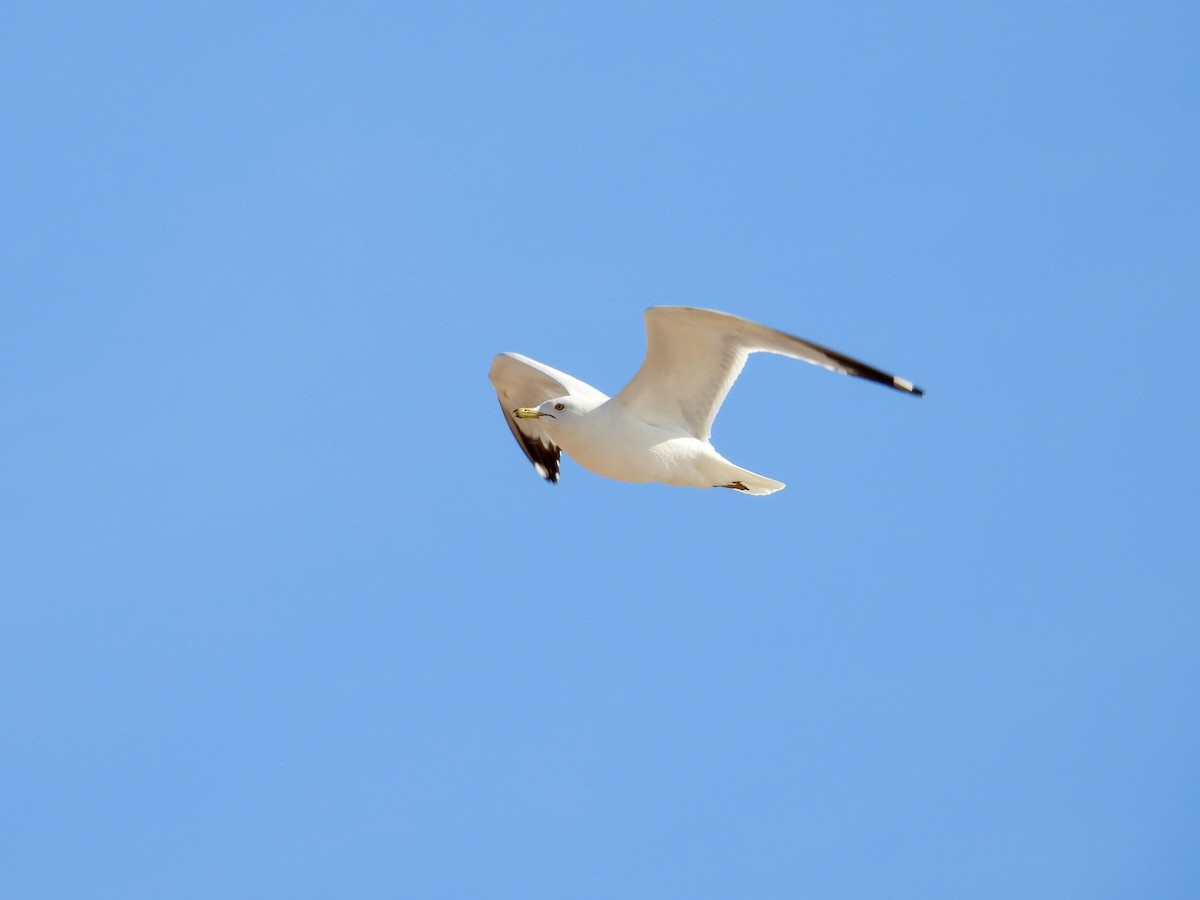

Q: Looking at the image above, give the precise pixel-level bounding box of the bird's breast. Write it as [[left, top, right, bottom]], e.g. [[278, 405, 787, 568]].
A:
[[553, 408, 705, 484]]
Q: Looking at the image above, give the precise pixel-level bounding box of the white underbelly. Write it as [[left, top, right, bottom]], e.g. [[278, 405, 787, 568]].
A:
[[562, 426, 714, 487]]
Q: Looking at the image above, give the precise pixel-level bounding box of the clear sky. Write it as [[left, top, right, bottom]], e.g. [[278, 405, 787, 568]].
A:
[[3, 2, 1198, 897]]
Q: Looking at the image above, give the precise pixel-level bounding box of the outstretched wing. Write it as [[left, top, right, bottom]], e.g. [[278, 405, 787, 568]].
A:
[[612, 307, 923, 440], [488, 352, 609, 483]]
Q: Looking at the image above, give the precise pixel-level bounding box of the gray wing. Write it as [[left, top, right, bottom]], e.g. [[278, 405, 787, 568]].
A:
[[488, 352, 609, 483], [612, 307, 923, 440]]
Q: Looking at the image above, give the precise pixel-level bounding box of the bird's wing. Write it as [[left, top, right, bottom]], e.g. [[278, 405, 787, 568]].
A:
[[488, 352, 609, 483], [612, 307, 923, 440]]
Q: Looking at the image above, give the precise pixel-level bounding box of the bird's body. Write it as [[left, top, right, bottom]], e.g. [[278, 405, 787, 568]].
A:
[[488, 306, 922, 496], [546, 399, 780, 493]]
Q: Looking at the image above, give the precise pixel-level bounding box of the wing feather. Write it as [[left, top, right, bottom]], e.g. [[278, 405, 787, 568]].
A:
[[612, 307, 922, 440], [488, 352, 608, 483]]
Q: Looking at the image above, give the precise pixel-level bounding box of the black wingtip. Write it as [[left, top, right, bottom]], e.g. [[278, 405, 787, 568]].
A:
[[891, 376, 924, 397], [533, 461, 560, 484], [498, 399, 562, 483]]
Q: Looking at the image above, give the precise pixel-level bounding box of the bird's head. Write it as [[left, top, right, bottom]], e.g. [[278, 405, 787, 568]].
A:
[[512, 396, 592, 429]]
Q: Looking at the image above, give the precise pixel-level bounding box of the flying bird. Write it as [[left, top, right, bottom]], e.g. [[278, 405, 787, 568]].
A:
[[488, 306, 922, 495]]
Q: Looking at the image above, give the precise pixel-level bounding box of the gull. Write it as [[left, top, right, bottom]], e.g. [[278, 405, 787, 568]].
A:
[[488, 306, 922, 496]]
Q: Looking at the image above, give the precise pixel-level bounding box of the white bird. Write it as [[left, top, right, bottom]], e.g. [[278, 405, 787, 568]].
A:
[[488, 306, 922, 496]]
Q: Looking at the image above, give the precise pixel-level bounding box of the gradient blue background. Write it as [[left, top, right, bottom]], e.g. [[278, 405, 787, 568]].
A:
[[4, 2, 1197, 897]]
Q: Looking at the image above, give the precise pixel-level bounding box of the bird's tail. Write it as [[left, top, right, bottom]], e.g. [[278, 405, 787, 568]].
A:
[[717, 465, 786, 496]]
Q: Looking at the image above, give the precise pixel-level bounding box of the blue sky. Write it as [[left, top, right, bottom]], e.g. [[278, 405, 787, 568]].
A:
[[3, 2, 1198, 897]]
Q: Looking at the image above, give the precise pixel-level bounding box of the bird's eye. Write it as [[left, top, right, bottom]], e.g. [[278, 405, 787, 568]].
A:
[[554, 403, 565, 410]]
